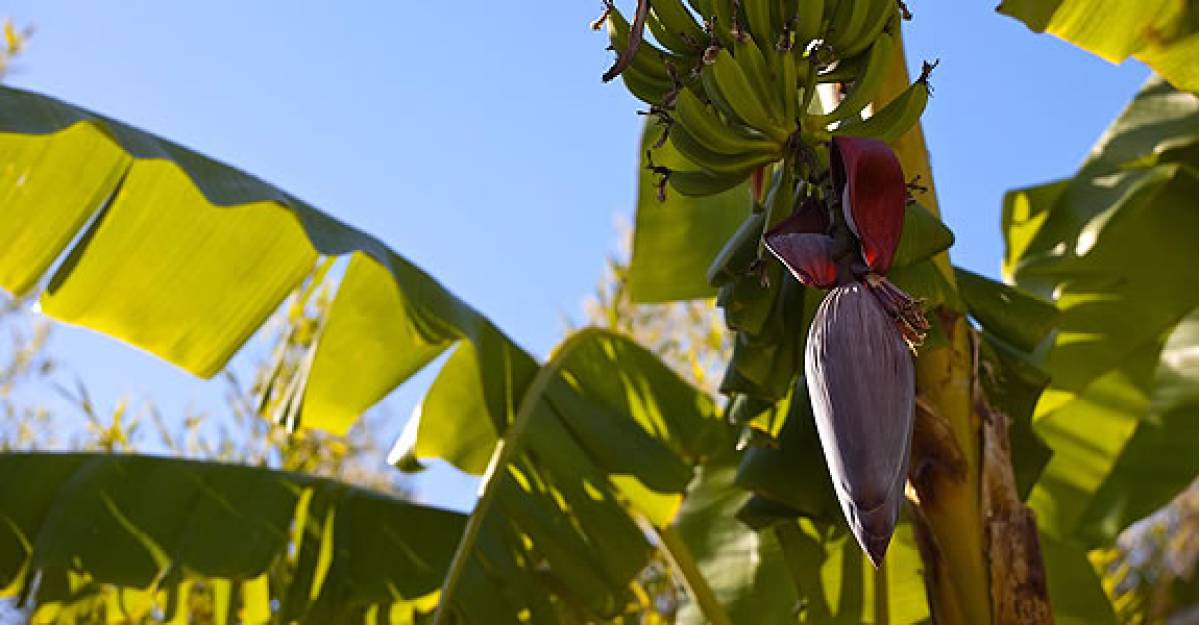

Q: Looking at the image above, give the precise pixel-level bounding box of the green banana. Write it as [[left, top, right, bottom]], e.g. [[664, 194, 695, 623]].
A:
[[648, 10, 703, 56], [762, 165, 797, 231], [708, 211, 767, 286], [834, 60, 932, 143], [734, 37, 786, 123], [827, 0, 869, 52], [675, 88, 782, 154], [712, 0, 737, 48], [668, 168, 747, 196], [798, 40, 822, 117], [620, 64, 675, 106], [774, 0, 795, 40], [720, 265, 781, 337], [839, 0, 897, 57], [607, 8, 675, 82], [793, 0, 826, 49], [711, 47, 789, 141], [778, 46, 799, 123], [650, 0, 709, 50], [811, 30, 893, 125], [700, 64, 748, 125], [669, 122, 781, 176], [743, 0, 777, 52]]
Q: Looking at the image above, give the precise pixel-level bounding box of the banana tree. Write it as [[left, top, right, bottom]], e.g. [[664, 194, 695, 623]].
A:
[[0, 0, 1196, 623], [598, 0, 1196, 623]]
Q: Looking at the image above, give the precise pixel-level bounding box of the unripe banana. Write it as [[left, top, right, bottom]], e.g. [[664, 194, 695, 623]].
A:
[[826, 0, 865, 50], [711, 47, 790, 141], [733, 37, 786, 123], [700, 63, 747, 125], [669, 123, 781, 176], [668, 168, 747, 196], [763, 165, 798, 231], [620, 64, 675, 106], [650, 0, 709, 51], [793, 0, 826, 50], [811, 30, 893, 125], [675, 88, 783, 155], [839, 0, 897, 58], [719, 266, 781, 336], [648, 9, 704, 56], [708, 211, 768, 286], [743, 0, 777, 53], [778, 46, 800, 124], [712, 0, 737, 48], [607, 8, 677, 82], [834, 60, 932, 143], [774, 0, 795, 38]]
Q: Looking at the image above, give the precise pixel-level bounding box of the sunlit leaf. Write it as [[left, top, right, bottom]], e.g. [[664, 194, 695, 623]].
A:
[[395, 328, 732, 623], [955, 267, 1058, 353], [0, 86, 520, 438], [628, 120, 752, 303], [996, 0, 1198, 92], [1003, 76, 1198, 619]]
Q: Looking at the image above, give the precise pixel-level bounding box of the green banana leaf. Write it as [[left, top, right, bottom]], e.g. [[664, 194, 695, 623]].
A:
[[0, 452, 463, 624], [996, 0, 1199, 93], [672, 455, 802, 624], [394, 327, 733, 623], [735, 379, 840, 522], [954, 267, 1058, 353], [1003, 76, 1198, 621], [0, 85, 518, 438], [675, 449, 931, 624], [0, 86, 744, 623], [628, 120, 751, 303]]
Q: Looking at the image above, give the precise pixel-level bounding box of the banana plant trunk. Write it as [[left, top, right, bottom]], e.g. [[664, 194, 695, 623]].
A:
[[878, 31, 1053, 624]]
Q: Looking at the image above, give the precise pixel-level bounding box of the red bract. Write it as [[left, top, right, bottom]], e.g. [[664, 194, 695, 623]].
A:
[[765, 232, 839, 289], [764, 198, 837, 289], [830, 136, 906, 274]]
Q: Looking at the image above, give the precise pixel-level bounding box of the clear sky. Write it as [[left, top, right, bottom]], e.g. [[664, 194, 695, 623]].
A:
[[2, 1, 1149, 512]]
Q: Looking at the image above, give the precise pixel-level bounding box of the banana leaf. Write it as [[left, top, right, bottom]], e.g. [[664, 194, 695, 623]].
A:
[[997, 0, 1198, 93], [627, 119, 752, 303], [0, 452, 462, 624], [0, 86, 737, 622], [1003, 76, 1198, 622], [394, 327, 733, 623], [0, 85, 519, 438], [675, 448, 931, 624]]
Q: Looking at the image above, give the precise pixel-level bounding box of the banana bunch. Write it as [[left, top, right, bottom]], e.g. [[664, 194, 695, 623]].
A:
[[598, 0, 939, 409], [600, 0, 935, 203]]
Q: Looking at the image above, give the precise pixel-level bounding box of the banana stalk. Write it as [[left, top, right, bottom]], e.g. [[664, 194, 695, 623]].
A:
[[877, 29, 1052, 624]]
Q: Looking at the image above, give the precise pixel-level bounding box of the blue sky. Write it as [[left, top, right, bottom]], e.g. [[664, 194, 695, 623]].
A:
[[2, 1, 1149, 511]]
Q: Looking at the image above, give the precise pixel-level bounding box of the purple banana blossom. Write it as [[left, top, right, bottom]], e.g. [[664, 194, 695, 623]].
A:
[[805, 282, 914, 566], [762, 138, 927, 566]]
